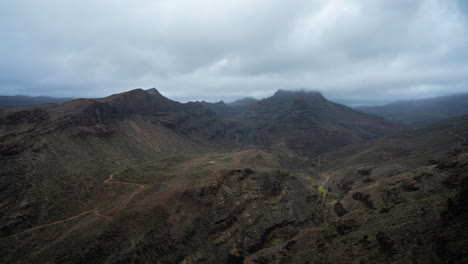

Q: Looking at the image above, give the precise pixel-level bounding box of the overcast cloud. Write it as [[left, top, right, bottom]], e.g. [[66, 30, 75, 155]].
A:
[[1, 0, 468, 105]]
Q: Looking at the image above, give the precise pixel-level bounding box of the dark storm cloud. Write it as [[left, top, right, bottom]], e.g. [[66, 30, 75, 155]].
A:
[[1, 0, 467, 104]]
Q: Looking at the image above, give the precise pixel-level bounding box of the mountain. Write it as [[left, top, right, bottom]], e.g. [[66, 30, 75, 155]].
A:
[[228, 96, 257, 106], [198, 97, 257, 118], [356, 93, 468, 128], [0, 95, 73, 107], [198, 100, 232, 117], [0, 88, 231, 157], [230, 89, 402, 156], [1, 88, 467, 263], [0, 88, 231, 248]]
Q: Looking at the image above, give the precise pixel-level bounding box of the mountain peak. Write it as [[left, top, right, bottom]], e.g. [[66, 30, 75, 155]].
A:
[[68, 88, 177, 120], [258, 89, 327, 109], [271, 89, 325, 102], [145, 87, 165, 98], [273, 89, 323, 97], [103, 88, 171, 104], [228, 97, 257, 106]]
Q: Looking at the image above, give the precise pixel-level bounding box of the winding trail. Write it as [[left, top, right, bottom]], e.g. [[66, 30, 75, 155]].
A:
[[104, 172, 148, 216], [448, 131, 467, 141], [0, 169, 148, 241], [0, 210, 109, 241]]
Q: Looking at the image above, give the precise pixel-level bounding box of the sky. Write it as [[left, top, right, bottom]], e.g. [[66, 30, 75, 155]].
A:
[[1, 0, 468, 105]]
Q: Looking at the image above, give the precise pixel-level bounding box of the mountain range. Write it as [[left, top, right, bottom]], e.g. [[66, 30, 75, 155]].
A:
[[0, 95, 73, 107], [356, 93, 468, 128], [0, 88, 466, 263]]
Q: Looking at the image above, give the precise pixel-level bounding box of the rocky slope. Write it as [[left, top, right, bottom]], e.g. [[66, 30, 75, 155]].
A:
[[0, 88, 231, 243], [245, 115, 468, 263], [0, 150, 327, 263]]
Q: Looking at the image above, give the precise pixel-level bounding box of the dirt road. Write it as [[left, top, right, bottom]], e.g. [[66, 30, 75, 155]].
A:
[[104, 171, 148, 216], [449, 131, 467, 141], [0, 169, 148, 240]]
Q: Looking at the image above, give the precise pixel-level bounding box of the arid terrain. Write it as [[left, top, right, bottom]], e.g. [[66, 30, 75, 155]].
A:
[[0, 89, 467, 263]]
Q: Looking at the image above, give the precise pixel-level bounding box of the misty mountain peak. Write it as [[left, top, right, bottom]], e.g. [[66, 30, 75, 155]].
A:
[[272, 89, 325, 101], [105, 88, 172, 104], [258, 89, 327, 109], [145, 88, 160, 96], [228, 97, 257, 106]]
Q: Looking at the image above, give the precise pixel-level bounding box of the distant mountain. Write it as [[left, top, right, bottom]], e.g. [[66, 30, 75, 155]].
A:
[[198, 101, 232, 117], [356, 93, 468, 128], [0, 95, 73, 106], [198, 97, 257, 118], [230, 89, 402, 156], [228, 97, 257, 106]]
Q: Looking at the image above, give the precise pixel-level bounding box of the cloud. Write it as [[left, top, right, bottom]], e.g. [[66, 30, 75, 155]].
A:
[[0, 0, 467, 104]]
